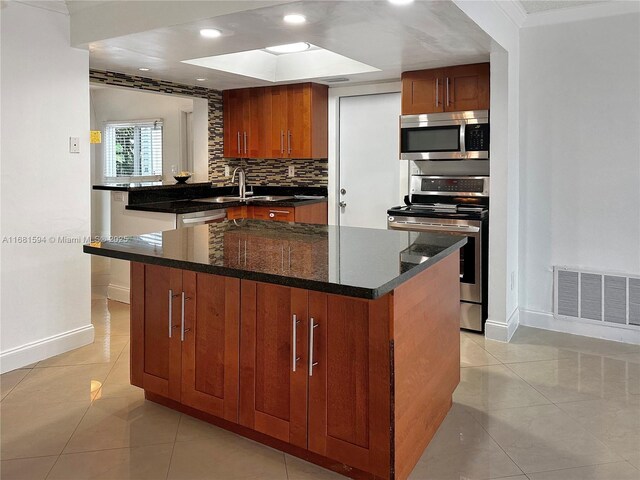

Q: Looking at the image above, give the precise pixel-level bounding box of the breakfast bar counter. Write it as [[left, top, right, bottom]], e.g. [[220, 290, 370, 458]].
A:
[[83, 221, 465, 479]]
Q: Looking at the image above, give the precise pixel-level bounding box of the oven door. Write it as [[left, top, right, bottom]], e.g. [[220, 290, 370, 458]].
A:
[[400, 118, 465, 161], [388, 216, 482, 303]]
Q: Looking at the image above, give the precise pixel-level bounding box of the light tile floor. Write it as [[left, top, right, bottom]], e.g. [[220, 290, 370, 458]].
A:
[[1, 298, 639, 480]]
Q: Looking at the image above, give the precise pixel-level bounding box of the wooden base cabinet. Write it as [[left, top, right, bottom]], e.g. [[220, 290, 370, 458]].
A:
[[226, 202, 328, 225], [131, 251, 461, 480], [131, 263, 241, 421]]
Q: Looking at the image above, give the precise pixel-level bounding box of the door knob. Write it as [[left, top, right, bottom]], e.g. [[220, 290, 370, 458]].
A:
[[340, 188, 347, 195], [339, 201, 347, 208]]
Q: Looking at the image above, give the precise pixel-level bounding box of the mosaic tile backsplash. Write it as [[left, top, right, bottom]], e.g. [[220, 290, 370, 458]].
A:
[[223, 158, 328, 188], [90, 70, 327, 188]]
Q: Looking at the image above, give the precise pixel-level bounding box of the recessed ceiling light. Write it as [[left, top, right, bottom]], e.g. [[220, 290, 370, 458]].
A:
[[138, 67, 150, 71], [200, 28, 222, 38], [196, 78, 206, 81], [283, 14, 306, 24], [265, 42, 311, 54], [388, 0, 414, 4]]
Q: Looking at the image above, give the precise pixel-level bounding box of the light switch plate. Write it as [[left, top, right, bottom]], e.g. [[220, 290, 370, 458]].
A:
[[224, 165, 230, 177], [288, 165, 295, 177], [69, 137, 80, 153]]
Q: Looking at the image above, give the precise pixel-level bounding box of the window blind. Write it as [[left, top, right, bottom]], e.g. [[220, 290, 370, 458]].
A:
[[104, 120, 163, 179]]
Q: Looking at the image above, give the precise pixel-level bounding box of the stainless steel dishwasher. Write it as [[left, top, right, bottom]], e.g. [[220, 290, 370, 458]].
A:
[[176, 209, 227, 228]]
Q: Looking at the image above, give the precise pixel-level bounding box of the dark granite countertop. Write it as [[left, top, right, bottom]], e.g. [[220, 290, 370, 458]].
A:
[[125, 196, 327, 214], [93, 181, 213, 192], [83, 221, 465, 299]]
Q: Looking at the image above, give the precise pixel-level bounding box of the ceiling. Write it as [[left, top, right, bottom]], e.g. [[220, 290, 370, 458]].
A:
[[518, 1, 606, 14], [82, 0, 492, 90]]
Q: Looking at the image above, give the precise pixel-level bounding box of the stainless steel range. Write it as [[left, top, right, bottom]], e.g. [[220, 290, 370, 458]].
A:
[[388, 175, 489, 332]]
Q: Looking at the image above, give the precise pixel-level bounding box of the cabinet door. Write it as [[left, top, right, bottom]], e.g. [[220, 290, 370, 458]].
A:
[[286, 84, 312, 158], [401, 69, 445, 115], [247, 88, 265, 158], [240, 281, 309, 447], [130, 262, 182, 401], [308, 293, 391, 478], [181, 272, 240, 422], [266, 86, 288, 158], [444, 63, 490, 112], [223, 90, 244, 158]]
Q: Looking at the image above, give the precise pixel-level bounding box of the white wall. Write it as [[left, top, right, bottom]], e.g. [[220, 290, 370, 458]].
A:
[[519, 12, 640, 341], [1, 2, 93, 372], [453, 1, 521, 342], [91, 86, 194, 183]]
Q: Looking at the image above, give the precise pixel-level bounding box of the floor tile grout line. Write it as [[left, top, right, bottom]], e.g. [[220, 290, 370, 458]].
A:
[[522, 459, 632, 476], [165, 413, 183, 480], [0, 369, 32, 400], [47, 340, 123, 473], [283, 451, 290, 480], [465, 407, 526, 478], [500, 361, 559, 406]]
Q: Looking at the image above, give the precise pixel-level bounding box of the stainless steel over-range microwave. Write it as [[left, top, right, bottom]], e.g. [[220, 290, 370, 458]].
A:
[[400, 110, 489, 161]]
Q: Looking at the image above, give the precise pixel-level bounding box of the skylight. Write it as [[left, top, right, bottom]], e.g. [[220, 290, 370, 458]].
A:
[[181, 43, 380, 83]]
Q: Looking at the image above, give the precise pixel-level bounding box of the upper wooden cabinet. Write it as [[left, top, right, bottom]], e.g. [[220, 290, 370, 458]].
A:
[[401, 63, 490, 115], [223, 83, 328, 159]]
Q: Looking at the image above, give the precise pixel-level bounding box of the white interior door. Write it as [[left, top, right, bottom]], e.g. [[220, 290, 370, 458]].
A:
[[338, 93, 406, 229]]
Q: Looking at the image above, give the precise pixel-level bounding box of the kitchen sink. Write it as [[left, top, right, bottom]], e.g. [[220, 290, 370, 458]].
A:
[[192, 196, 243, 203], [192, 195, 295, 204], [247, 196, 294, 202]]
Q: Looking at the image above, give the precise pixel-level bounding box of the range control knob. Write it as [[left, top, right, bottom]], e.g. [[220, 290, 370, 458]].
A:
[[388, 216, 395, 222]]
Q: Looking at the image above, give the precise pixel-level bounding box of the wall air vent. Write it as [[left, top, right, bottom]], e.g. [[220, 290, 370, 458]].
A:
[[322, 77, 350, 83], [554, 266, 640, 330]]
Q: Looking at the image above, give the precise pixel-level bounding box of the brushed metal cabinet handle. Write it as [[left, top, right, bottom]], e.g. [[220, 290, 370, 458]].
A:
[[244, 131, 248, 154], [435, 77, 439, 107], [280, 130, 284, 155], [269, 210, 291, 214], [180, 292, 191, 341], [287, 130, 292, 155], [308, 318, 318, 376], [168, 289, 173, 338], [292, 314, 300, 372], [446, 77, 450, 107], [237, 132, 241, 155]]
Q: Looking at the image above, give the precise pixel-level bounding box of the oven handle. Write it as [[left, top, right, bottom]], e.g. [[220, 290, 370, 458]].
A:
[[388, 221, 480, 234]]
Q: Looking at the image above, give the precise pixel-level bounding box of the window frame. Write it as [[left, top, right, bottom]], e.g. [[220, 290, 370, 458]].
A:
[[102, 118, 164, 182]]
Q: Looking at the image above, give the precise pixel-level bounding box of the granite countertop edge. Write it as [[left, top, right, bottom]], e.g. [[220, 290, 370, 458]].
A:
[[82, 237, 465, 300], [125, 197, 328, 214], [94, 182, 213, 192]]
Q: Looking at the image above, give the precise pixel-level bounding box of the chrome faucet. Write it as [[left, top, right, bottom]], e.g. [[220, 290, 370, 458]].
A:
[[232, 167, 246, 199]]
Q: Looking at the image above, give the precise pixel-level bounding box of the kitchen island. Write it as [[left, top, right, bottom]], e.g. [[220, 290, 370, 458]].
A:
[[84, 220, 464, 480]]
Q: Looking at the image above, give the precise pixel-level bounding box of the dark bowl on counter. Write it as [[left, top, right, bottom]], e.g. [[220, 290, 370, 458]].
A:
[[174, 174, 192, 184]]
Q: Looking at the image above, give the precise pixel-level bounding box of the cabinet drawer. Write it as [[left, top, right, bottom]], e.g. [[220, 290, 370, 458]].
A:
[[252, 206, 294, 222]]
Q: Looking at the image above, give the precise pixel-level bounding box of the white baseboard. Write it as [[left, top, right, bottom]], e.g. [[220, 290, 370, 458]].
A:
[[520, 309, 640, 345], [107, 283, 130, 304], [0, 324, 95, 374], [485, 308, 520, 342]]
